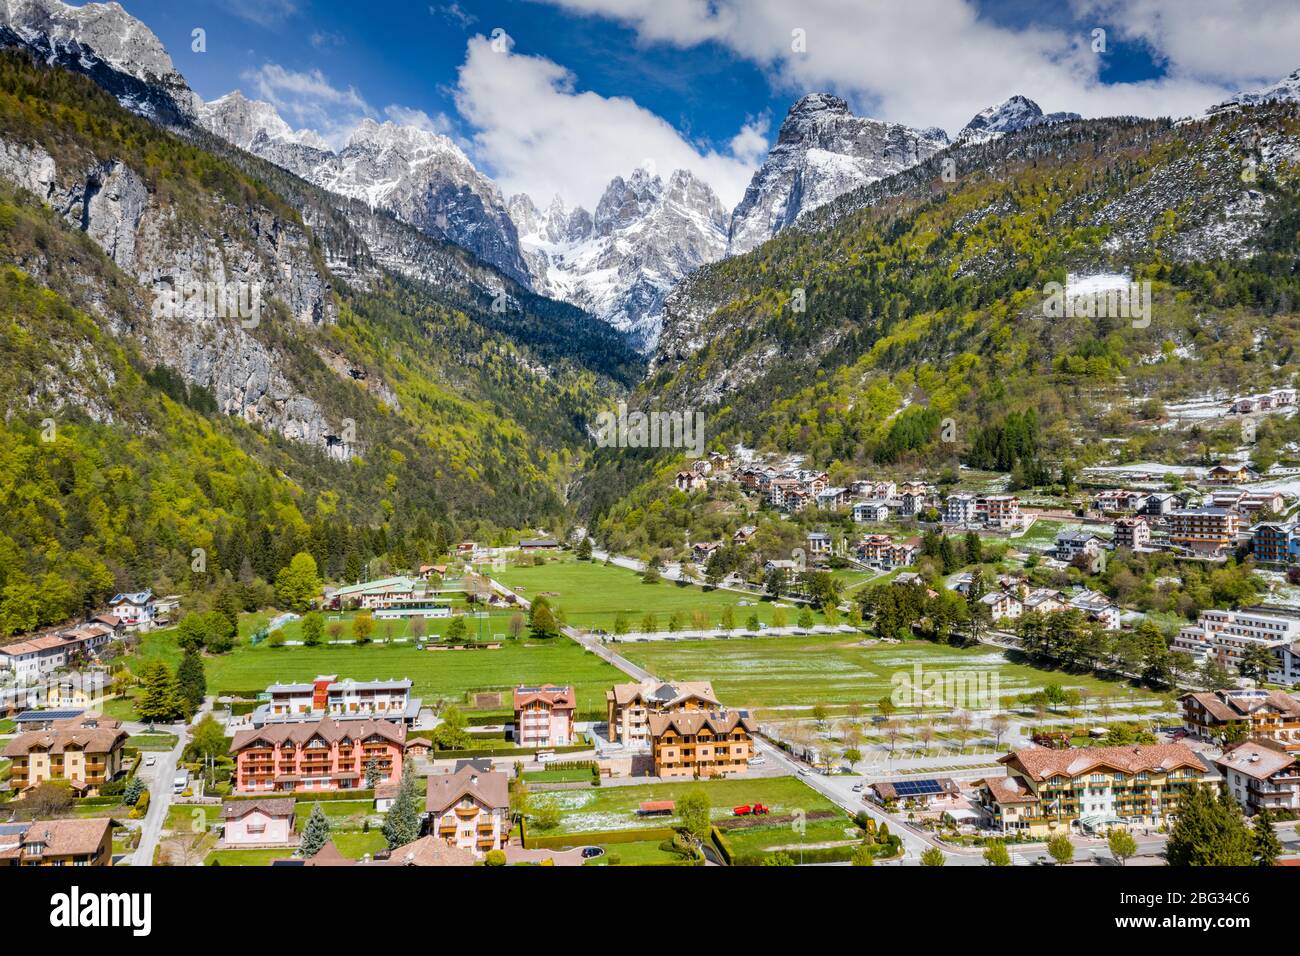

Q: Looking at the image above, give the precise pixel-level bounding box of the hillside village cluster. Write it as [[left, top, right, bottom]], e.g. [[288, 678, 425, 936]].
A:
[[3, 439, 1300, 868]]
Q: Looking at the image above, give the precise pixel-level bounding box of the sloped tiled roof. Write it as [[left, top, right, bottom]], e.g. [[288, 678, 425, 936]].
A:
[[1000, 743, 1205, 781], [425, 764, 509, 813], [230, 716, 406, 752]]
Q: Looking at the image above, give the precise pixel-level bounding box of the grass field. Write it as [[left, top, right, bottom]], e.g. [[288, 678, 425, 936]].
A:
[[618, 635, 1149, 712], [126, 733, 178, 751], [527, 775, 839, 835], [492, 556, 826, 632], [121, 628, 625, 718], [585, 839, 685, 866]]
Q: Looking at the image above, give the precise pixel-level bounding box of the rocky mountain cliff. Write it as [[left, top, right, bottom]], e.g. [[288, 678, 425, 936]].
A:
[[0, 0, 198, 123], [726, 93, 949, 255], [197, 96, 532, 286], [956, 94, 1081, 145], [510, 167, 729, 350]]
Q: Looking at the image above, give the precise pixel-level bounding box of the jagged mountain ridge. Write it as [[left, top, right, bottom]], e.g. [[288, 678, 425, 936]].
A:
[[956, 94, 1081, 145], [198, 95, 532, 286], [509, 166, 729, 349], [726, 93, 950, 256], [0, 0, 198, 123]]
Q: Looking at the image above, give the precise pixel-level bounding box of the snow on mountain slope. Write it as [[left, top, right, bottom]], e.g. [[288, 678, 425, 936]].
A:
[[956, 94, 1081, 145], [727, 93, 949, 255], [0, 0, 199, 122], [1212, 66, 1300, 111], [197, 101, 533, 286], [511, 167, 728, 351]]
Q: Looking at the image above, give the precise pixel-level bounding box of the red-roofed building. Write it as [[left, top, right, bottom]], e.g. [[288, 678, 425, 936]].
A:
[[979, 743, 1213, 835], [512, 684, 576, 748], [229, 717, 405, 794]]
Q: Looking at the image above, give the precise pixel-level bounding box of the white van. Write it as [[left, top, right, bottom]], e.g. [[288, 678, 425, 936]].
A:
[[172, 774, 188, 795]]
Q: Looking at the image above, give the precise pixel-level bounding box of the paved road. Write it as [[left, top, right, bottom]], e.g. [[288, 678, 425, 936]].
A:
[[127, 698, 211, 866]]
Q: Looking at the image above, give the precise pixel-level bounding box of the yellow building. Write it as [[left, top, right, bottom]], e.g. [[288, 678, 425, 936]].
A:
[[0, 818, 114, 866], [649, 710, 757, 779], [980, 743, 1212, 835], [606, 680, 719, 748], [2, 715, 127, 796]]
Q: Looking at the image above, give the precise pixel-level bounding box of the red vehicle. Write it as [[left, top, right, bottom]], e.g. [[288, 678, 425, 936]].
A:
[[732, 803, 770, 816]]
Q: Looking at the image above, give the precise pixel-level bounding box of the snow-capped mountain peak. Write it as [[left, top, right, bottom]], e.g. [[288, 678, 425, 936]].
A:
[[198, 91, 327, 151], [510, 166, 728, 350], [1213, 66, 1300, 112], [727, 92, 950, 255], [0, 0, 200, 122], [956, 95, 1081, 145]]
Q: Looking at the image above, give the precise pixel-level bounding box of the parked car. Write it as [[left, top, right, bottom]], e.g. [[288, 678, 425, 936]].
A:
[[797, 768, 810, 777], [851, 782, 864, 792], [580, 846, 604, 859]]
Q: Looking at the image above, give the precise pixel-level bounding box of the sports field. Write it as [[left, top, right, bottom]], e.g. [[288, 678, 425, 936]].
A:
[[491, 556, 826, 632], [618, 634, 1148, 712], [124, 628, 625, 717]]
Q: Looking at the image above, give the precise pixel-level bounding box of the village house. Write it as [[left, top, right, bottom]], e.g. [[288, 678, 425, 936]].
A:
[[691, 541, 722, 564], [424, 760, 509, 857], [0, 817, 114, 867], [1172, 607, 1300, 672], [943, 493, 978, 525], [1253, 522, 1300, 563], [107, 590, 156, 630], [0, 623, 116, 686], [980, 591, 1023, 622], [982, 495, 1023, 530], [2, 714, 127, 796], [220, 797, 297, 846], [852, 500, 892, 523], [1113, 516, 1151, 550], [1095, 489, 1150, 513], [979, 743, 1212, 835], [606, 680, 720, 749], [816, 486, 849, 510], [1053, 530, 1107, 563], [1179, 688, 1300, 746], [1168, 507, 1241, 555], [1069, 590, 1122, 630], [1206, 463, 1258, 484], [732, 525, 757, 545], [229, 717, 406, 794], [648, 709, 757, 779], [1139, 492, 1181, 517], [1215, 739, 1300, 816], [674, 470, 707, 493], [252, 676, 421, 727], [806, 532, 833, 560], [512, 684, 576, 748]]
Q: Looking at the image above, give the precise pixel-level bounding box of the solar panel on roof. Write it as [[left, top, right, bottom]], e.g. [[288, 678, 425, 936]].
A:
[[15, 709, 83, 722], [891, 779, 944, 797]]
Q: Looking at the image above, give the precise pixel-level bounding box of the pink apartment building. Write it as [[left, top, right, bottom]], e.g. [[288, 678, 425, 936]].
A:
[[513, 685, 576, 748], [230, 717, 406, 794]]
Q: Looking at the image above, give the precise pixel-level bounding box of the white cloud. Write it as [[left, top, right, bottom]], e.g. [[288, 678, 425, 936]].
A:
[[452, 33, 764, 210], [531, 0, 1283, 134], [1074, 0, 1300, 86], [383, 104, 454, 136], [219, 0, 299, 28], [241, 64, 375, 149], [432, 3, 478, 29]]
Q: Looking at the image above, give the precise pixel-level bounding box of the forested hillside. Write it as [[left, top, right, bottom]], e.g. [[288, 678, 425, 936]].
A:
[[582, 105, 1300, 544], [0, 53, 640, 635]]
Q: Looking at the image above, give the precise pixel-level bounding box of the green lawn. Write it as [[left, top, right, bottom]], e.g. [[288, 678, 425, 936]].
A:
[[330, 830, 388, 859], [293, 799, 376, 829], [126, 733, 178, 751], [205, 847, 292, 866], [122, 627, 626, 718], [585, 839, 685, 866], [493, 556, 827, 632], [618, 635, 1148, 711], [528, 775, 840, 835], [522, 767, 594, 784], [0, 718, 15, 734], [165, 803, 219, 834]]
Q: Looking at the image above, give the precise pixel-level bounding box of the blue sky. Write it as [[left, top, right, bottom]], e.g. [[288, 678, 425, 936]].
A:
[[113, 0, 1300, 209]]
